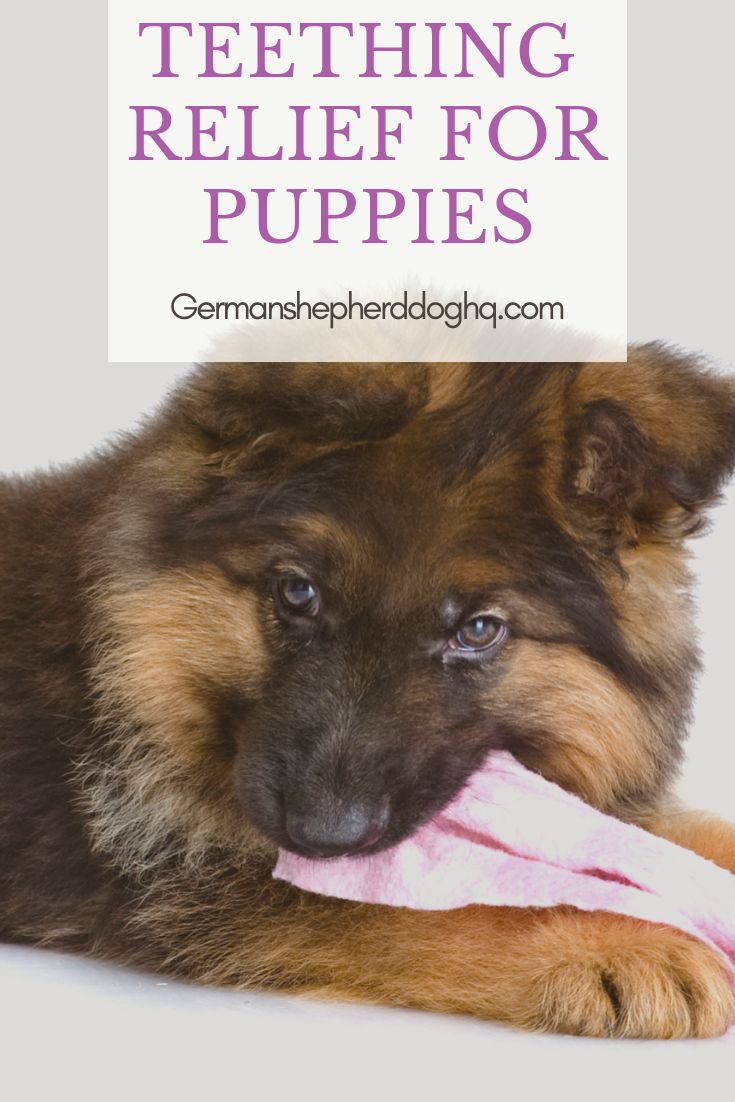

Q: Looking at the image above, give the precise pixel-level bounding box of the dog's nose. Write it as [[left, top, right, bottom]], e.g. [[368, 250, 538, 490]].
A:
[[285, 801, 388, 857]]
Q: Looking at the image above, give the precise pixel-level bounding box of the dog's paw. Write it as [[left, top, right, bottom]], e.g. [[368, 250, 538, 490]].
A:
[[524, 912, 734, 1039]]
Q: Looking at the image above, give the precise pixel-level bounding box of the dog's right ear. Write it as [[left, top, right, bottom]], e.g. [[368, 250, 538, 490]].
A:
[[177, 362, 428, 464], [563, 345, 735, 547]]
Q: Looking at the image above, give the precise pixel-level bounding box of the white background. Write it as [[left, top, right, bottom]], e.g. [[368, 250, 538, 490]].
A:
[[2, 1, 734, 1098]]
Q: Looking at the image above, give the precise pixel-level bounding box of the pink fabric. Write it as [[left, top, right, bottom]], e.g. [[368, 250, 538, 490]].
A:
[[273, 751, 735, 986]]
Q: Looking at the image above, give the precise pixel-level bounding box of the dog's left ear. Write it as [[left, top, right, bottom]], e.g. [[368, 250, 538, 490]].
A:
[[564, 345, 735, 546]]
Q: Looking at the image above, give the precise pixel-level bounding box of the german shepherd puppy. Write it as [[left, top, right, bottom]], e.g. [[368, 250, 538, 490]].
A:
[[2, 348, 735, 1039]]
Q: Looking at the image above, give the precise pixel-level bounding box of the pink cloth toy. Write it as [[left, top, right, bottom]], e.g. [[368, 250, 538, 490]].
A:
[[274, 751, 735, 986]]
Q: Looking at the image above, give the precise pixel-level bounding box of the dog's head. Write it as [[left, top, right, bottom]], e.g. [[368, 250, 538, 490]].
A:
[[89, 349, 735, 867]]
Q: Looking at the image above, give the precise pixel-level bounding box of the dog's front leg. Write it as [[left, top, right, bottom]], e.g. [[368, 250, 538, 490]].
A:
[[127, 877, 734, 1039], [293, 902, 734, 1040], [642, 807, 735, 874]]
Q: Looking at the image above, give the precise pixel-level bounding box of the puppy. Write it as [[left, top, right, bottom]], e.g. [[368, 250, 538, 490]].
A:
[[1, 347, 734, 1038]]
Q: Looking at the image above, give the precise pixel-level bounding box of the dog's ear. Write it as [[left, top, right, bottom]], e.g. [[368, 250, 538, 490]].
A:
[[563, 345, 735, 547], [178, 362, 428, 467]]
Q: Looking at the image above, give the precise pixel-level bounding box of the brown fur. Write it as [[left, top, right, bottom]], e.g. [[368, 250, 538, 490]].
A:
[[1, 348, 735, 1038], [489, 643, 658, 810]]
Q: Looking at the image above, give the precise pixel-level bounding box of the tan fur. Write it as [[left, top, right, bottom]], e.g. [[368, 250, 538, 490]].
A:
[[80, 566, 271, 874], [490, 642, 659, 812], [615, 543, 695, 665], [94, 566, 267, 745], [422, 362, 475, 412], [643, 808, 735, 875]]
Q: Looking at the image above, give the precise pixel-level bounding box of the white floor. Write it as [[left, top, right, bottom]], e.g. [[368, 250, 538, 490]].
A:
[[0, 942, 732, 1102]]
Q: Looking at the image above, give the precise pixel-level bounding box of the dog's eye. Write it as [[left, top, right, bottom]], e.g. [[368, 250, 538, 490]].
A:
[[276, 576, 320, 617], [453, 615, 507, 653]]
